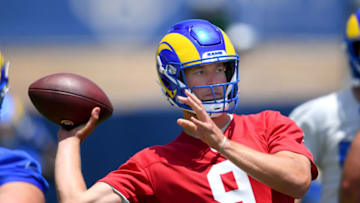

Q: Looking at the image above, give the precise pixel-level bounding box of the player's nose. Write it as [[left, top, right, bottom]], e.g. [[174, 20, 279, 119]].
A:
[[206, 72, 222, 85]]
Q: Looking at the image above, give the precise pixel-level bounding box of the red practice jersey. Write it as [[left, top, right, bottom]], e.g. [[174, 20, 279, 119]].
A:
[[99, 111, 318, 203]]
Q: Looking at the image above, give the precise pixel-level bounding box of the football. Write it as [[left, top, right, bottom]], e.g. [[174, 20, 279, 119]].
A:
[[28, 73, 113, 130]]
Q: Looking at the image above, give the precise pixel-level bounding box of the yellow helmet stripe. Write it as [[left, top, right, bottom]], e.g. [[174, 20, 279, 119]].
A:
[[0, 53, 5, 68], [156, 43, 178, 99], [156, 43, 172, 55], [347, 14, 360, 39], [221, 30, 236, 56], [159, 33, 200, 66]]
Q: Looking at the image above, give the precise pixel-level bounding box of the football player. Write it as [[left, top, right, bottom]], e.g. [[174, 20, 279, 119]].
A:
[[55, 19, 317, 203], [0, 53, 48, 203], [289, 9, 360, 203]]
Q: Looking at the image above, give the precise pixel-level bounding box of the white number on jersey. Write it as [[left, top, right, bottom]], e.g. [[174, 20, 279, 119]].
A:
[[207, 160, 256, 203]]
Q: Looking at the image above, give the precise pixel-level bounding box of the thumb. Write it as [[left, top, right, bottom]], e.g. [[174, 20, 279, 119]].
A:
[[85, 107, 100, 130], [78, 107, 100, 140]]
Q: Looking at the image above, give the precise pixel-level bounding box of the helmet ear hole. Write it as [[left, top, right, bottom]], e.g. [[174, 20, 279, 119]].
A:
[[178, 68, 186, 85], [224, 61, 236, 82], [161, 77, 170, 89], [227, 84, 238, 100], [352, 41, 360, 57]]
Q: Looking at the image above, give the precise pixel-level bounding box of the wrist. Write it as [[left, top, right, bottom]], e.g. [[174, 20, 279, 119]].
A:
[[58, 133, 82, 144], [218, 136, 230, 153]]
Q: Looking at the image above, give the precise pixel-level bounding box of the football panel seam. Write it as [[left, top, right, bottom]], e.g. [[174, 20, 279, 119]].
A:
[[28, 88, 113, 112]]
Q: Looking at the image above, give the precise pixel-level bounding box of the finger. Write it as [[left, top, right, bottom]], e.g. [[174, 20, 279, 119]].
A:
[[177, 95, 188, 103], [181, 91, 203, 112], [185, 89, 203, 106], [178, 95, 203, 116], [57, 124, 84, 141], [185, 94, 209, 121], [177, 118, 197, 132], [57, 108, 100, 142], [188, 96, 205, 115], [179, 91, 209, 121], [190, 116, 209, 129]]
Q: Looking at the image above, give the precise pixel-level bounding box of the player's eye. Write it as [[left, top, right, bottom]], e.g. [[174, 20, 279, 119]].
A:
[[194, 70, 204, 75], [216, 66, 226, 72], [192, 68, 205, 75]]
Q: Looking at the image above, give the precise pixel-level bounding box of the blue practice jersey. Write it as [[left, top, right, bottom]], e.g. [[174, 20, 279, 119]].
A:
[[0, 147, 49, 194]]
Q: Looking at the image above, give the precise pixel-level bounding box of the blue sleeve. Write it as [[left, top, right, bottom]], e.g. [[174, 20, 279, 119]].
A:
[[0, 147, 49, 194]]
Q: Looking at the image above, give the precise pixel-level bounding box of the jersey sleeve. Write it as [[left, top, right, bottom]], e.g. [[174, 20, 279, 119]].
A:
[[0, 147, 49, 194], [289, 102, 323, 163], [265, 111, 319, 180], [98, 155, 154, 203]]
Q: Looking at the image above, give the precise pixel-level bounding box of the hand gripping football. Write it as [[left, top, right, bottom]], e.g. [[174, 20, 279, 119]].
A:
[[28, 73, 113, 130]]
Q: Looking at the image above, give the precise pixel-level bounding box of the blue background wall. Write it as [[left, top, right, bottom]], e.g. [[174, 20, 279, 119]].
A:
[[0, 0, 353, 45]]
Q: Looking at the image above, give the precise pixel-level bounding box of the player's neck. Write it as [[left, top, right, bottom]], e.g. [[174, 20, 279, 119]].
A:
[[212, 113, 232, 129]]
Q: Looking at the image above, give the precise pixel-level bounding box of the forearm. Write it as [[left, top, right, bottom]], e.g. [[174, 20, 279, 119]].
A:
[[340, 189, 360, 203], [55, 136, 87, 202], [0, 182, 45, 203], [339, 131, 360, 203], [220, 139, 311, 198], [340, 171, 360, 203]]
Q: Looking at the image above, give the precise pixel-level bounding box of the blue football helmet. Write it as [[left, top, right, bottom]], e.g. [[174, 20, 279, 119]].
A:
[[156, 19, 239, 114], [345, 9, 360, 86], [0, 53, 10, 111]]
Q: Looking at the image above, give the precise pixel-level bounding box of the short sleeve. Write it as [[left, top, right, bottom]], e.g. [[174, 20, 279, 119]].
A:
[[0, 147, 49, 194], [265, 111, 319, 180], [98, 157, 154, 203], [289, 102, 322, 163]]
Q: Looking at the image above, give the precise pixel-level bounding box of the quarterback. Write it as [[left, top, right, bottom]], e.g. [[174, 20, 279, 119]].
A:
[[55, 19, 318, 203]]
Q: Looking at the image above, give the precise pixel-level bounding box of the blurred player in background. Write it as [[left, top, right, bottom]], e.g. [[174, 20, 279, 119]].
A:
[[0, 93, 57, 180], [0, 53, 49, 203], [55, 19, 317, 203], [339, 130, 360, 203], [289, 9, 360, 203]]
